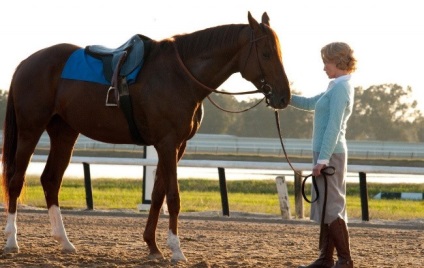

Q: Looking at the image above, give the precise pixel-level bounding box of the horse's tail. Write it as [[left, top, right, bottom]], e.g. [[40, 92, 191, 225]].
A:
[[2, 88, 18, 208]]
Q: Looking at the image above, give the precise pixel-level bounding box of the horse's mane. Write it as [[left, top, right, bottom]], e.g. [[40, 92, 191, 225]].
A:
[[173, 24, 247, 59]]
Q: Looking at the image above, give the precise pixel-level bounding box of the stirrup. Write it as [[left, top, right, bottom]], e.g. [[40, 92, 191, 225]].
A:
[[105, 86, 119, 107]]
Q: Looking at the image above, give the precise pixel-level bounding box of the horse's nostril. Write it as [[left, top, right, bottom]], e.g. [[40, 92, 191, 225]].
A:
[[279, 96, 290, 108]]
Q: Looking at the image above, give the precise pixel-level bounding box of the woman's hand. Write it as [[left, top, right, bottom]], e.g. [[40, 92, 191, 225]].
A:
[[312, 163, 326, 176]]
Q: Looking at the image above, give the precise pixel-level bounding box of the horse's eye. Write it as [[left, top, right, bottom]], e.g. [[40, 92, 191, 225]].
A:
[[262, 52, 271, 59]]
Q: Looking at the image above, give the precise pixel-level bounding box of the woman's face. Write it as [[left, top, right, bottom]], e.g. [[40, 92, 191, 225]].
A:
[[323, 60, 347, 79], [323, 60, 341, 79]]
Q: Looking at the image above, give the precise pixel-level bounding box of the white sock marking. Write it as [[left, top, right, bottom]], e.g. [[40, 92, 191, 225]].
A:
[[4, 212, 19, 252], [48, 205, 76, 252], [167, 229, 187, 261]]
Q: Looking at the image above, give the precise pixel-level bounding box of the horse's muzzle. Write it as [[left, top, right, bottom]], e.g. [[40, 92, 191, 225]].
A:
[[260, 81, 290, 109], [265, 92, 290, 109]]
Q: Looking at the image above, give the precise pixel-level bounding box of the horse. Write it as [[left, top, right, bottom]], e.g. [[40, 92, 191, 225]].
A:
[[2, 12, 291, 262]]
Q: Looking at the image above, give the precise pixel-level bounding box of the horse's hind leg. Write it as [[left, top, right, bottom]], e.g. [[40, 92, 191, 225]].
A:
[[4, 130, 44, 253], [42, 116, 79, 253]]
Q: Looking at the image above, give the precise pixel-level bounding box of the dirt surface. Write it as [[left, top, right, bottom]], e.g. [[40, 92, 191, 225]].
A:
[[1, 209, 423, 267]]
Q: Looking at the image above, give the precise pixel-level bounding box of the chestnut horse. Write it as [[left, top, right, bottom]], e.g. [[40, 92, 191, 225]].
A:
[[2, 12, 290, 261]]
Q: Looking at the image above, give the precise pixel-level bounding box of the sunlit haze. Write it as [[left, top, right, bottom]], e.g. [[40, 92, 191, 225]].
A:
[[1, 0, 423, 110]]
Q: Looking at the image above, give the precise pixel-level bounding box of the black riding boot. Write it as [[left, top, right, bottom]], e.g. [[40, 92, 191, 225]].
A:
[[329, 218, 353, 268], [298, 224, 334, 268]]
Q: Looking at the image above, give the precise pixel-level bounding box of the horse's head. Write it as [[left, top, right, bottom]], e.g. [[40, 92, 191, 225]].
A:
[[240, 12, 291, 109]]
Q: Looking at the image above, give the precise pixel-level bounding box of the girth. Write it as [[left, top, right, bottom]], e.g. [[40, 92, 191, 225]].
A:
[[107, 52, 146, 145]]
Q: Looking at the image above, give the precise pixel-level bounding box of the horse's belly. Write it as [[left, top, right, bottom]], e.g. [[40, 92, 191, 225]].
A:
[[56, 81, 136, 144]]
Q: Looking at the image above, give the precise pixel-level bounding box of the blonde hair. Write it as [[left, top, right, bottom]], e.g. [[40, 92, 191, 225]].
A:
[[321, 42, 357, 73]]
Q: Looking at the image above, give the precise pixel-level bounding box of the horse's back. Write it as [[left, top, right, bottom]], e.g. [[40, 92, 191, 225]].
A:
[[11, 43, 80, 94]]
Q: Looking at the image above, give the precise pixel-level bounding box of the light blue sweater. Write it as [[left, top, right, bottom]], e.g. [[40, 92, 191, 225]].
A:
[[290, 75, 354, 164]]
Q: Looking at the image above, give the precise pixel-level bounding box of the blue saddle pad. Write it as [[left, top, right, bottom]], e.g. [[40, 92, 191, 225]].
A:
[[61, 49, 142, 85]]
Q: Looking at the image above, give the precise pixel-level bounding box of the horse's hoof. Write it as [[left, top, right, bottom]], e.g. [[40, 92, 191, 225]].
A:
[[171, 252, 187, 263], [147, 253, 164, 260], [61, 247, 77, 254], [3, 247, 19, 254]]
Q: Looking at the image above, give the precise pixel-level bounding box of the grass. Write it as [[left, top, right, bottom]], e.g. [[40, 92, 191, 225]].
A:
[[3, 176, 424, 221]]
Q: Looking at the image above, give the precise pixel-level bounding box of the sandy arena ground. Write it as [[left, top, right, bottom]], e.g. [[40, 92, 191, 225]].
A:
[[1, 209, 423, 267]]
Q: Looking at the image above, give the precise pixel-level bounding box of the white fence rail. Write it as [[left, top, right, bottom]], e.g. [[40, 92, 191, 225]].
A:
[[30, 154, 424, 221], [31, 155, 424, 176], [27, 133, 424, 161]]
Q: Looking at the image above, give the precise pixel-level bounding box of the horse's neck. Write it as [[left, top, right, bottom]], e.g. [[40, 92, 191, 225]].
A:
[[175, 26, 249, 90], [197, 49, 240, 88]]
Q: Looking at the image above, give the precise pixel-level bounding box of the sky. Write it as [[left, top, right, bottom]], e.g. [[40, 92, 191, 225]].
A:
[[1, 0, 423, 110]]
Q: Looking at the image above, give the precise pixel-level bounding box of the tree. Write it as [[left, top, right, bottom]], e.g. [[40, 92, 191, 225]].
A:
[[198, 94, 240, 134], [347, 84, 423, 141], [199, 90, 314, 138], [415, 117, 424, 142], [199, 84, 424, 142]]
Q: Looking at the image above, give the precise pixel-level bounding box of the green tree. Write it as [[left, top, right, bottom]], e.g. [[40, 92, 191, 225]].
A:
[[228, 100, 275, 137], [228, 90, 314, 138], [415, 117, 424, 142], [347, 84, 423, 141], [198, 94, 240, 134], [199, 84, 424, 142], [199, 90, 313, 138]]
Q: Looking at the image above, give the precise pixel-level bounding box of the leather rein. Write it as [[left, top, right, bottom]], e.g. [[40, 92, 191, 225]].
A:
[[173, 29, 274, 113], [274, 109, 335, 247]]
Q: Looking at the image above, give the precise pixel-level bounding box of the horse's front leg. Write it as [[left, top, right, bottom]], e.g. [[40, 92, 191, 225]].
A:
[[48, 205, 76, 253], [166, 190, 186, 263], [165, 143, 187, 262], [149, 143, 186, 262]]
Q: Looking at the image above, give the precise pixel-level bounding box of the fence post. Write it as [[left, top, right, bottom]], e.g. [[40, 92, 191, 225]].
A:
[[217, 167, 230, 216], [82, 162, 94, 210], [294, 171, 304, 219], [276, 176, 291, 219], [359, 172, 369, 221]]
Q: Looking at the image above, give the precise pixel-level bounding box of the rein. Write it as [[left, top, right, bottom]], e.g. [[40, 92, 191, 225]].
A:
[[274, 110, 335, 248], [206, 95, 265, 113]]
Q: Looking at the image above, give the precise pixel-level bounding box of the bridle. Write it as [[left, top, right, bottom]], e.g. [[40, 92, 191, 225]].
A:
[[173, 27, 274, 111], [240, 30, 274, 106]]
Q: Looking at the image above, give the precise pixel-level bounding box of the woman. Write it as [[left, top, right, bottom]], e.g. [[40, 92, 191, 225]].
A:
[[292, 42, 357, 268]]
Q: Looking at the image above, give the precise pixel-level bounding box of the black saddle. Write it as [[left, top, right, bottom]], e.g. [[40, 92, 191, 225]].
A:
[[86, 34, 151, 82]]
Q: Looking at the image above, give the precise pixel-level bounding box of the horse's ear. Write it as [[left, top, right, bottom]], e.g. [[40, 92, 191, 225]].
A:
[[248, 11, 260, 30], [262, 12, 270, 26]]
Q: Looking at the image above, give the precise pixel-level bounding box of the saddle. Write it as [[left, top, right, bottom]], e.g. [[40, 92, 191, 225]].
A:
[[86, 34, 146, 81], [85, 34, 151, 145], [85, 34, 151, 106]]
